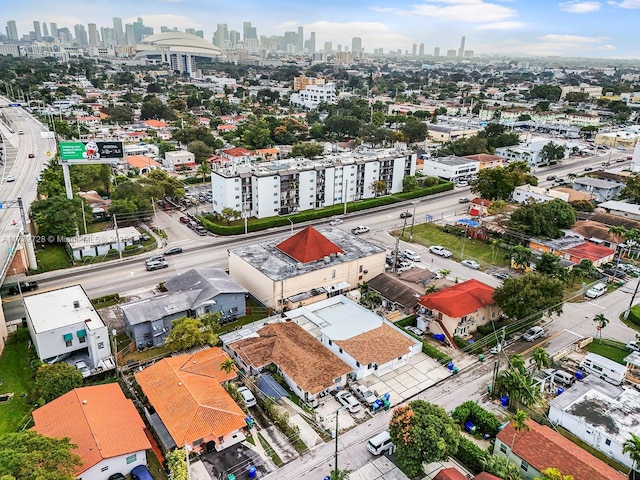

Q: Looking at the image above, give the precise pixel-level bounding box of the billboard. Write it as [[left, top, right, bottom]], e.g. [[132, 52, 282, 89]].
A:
[[59, 141, 123, 162]]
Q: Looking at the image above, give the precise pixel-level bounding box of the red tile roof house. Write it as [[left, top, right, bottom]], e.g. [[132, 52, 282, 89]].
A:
[[418, 279, 499, 347], [494, 419, 627, 480], [469, 197, 492, 217], [135, 348, 248, 453], [126, 155, 162, 175], [562, 241, 616, 268], [220, 147, 255, 164], [32, 383, 151, 479]]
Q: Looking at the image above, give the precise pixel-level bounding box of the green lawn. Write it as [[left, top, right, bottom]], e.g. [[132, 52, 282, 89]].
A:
[[33, 243, 73, 273], [400, 223, 510, 268], [0, 331, 36, 434], [584, 339, 629, 365]]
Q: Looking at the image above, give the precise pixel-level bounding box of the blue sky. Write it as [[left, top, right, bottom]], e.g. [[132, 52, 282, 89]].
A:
[[4, 0, 640, 58]]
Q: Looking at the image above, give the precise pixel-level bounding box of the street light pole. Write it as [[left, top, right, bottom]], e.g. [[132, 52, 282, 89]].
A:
[[409, 201, 418, 242], [287, 218, 294, 235]]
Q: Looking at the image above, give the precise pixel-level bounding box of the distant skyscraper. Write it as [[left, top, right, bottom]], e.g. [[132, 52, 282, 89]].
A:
[[101, 27, 115, 47], [458, 36, 466, 58], [50, 23, 57, 39], [88, 23, 99, 47], [305, 31, 316, 53], [214, 23, 228, 48], [351, 37, 362, 55], [229, 30, 240, 47], [434, 47, 440, 57], [297, 26, 303, 52], [6, 21, 18, 41], [113, 17, 124, 45], [42, 23, 49, 37], [74, 24, 88, 46], [243, 21, 257, 41], [447, 49, 457, 57], [33, 21, 42, 41], [412, 43, 417, 56], [57, 27, 72, 43], [125, 24, 135, 45], [337, 44, 342, 53], [323, 41, 332, 53], [419, 43, 424, 56]]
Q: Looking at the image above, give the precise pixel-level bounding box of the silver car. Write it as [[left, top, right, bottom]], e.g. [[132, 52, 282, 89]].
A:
[[522, 326, 544, 342]]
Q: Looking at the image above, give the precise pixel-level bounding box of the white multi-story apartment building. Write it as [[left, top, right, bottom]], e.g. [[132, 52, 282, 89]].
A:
[[420, 155, 479, 182], [289, 82, 336, 109], [211, 148, 416, 218]]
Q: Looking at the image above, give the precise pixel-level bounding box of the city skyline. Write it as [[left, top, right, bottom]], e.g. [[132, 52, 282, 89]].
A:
[[2, 0, 640, 58]]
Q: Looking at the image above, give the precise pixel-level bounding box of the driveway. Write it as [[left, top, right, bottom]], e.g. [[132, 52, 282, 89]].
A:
[[200, 443, 269, 480]]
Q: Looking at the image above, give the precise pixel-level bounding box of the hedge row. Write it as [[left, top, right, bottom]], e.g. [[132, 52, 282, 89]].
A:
[[451, 400, 501, 437], [201, 181, 454, 236], [454, 436, 488, 474], [422, 341, 452, 364]]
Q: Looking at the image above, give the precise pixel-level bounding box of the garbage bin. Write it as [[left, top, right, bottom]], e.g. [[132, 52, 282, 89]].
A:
[[501, 396, 509, 407], [557, 387, 564, 395], [478, 354, 485, 362], [576, 371, 584, 380], [248, 466, 257, 478], [447, 362, 455, 371]]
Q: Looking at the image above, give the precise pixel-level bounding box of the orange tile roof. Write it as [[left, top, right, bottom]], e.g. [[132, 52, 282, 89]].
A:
[[563, 242, 616, 262], [276, 226, 344, 263], [126, 155, 161, 169], [255, 148, 280, 155], [32, 383, 150, 475], [144, 119, 168, 128], [222, 147, 252, 157], [334, 323, 415, 365], [217, 124, 237, 131], [434, 468, 467, 480], [134, 348, 246, 446], [497, 420, 627, 480], [471, 197, 492, 207], [229, 322, 352, 394], [419, 279, 495, 318]]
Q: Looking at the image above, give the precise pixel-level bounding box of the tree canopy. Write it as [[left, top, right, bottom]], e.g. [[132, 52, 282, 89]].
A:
[[509, 199, 576, 238], [471, 161, 537, 201], [493, 272, 565, 320], [35, 362, 83, 403], [164, 317, 218, 352], [0, 431, 82, 480], [31, 197, 83, 238], [389, 400, 460, 478]]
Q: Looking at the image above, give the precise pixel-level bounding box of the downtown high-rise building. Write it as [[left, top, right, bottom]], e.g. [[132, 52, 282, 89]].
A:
[[243, 21, 257, 42], [305, 31, 316, 53], [6, 21, 18, 41], [458, 36, 466, 58], [125, 24, 135, 45], [50, 22, 57, 39], [33, 21, 42, 41], [88, 23, 100, 47], [229, 30, 240, 47], [434, 46, 440, 57], [323, 41, 332, 53], [214, 23, 228, 49], [113, 17, 124, 45], [101, 27, 115, 47], [297, 26, 303, 52], [412, 43, 417, 56], [351, 37, 362, 54], [419, 43, 424, 56], [74, 24, 88, 46], [42, 23, 49, 37]]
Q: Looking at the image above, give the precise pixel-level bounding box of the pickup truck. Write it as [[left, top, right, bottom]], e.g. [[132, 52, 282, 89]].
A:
[[351, 383, 377, 408]]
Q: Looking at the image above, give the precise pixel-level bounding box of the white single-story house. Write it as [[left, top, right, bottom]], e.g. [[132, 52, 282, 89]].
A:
[[66, 226, 142, 260]]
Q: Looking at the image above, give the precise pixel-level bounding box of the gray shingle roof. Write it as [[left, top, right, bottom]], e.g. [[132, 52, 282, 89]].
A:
[[164, 268, 248, 310]]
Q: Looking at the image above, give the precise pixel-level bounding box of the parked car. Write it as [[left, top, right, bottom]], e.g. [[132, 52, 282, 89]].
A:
[[493, 272, 510, 280], [402, 249, 421, 262], [74, 360, 90, 378], [108, 474, 126, 480], [140, 234, 151, 242], [455, 180, 469, 187], [130, 465, 154, 480], [405, 326, 424, 337], [585, 282, 607, 299], [351, 226, 370, 235], [522, 326, 544, 342], [5, 175, 15, 182], [8, 280, 38, 295], [179, 216, 190, 224], [351, 384, 377, 408], [544, 369, 576, 386], [146, 260, 168, 271], [237, 386, 257, 407], [400, 211, 412, 218], [164, 246, 183, 255], [461, 259, 480, 270], [28, 153, 34, 158], [336, 390, 361, 413], [626, 341, 640, 352], [396, 261, 413, 273], [329, 218, 344, 226], [603, 268, 626, 279], [429, 245, 452, 258], [458, 197, 470, 203], [546, 175, 556, 181], [194, 226, 207, 236], [489, 343, 503, 354]]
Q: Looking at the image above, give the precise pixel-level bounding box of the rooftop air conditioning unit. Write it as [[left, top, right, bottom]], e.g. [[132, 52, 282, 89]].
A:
[[73, 300, 80, 309]]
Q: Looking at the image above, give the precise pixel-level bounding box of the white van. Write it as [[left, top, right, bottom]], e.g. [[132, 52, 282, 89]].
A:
[[545, 369, 576, 386], [367, 430, 395, 455], [579, 353, 626, 386], [585, 283, 606, 299]]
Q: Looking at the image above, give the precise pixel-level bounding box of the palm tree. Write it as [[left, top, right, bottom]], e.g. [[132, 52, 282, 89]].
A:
[[481, 454, 521, 480], [509, 410, 530, 465], [535, 467, 574, 480], [530, 347, 551, 374], [220, 358, 236, 375], [425, 284, 440, 294], [623, 433, 640, 480], [508, 353, 527, 375], [510, 245, 532, 271], [593, 313, 609, 344], [495, 369, 542, 408]]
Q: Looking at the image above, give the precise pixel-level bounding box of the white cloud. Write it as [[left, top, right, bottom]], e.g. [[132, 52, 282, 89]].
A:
[[401, 0, 517, 23], [608, 0, 640, 7], [474, 21, 525, 30], [479, 33, 615, 56], [559, 1, 601, 12]]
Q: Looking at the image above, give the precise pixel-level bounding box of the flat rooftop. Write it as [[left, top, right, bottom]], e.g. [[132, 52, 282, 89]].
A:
[[24, 285, 105, 333], [230, 227, 385, 281], [65, 226, 141, 250], [424, 155, 475, 166]]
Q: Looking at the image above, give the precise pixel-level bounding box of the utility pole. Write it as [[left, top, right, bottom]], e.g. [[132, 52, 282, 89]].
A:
[[334, 412, 339, 480], [113, 213, 122, 259]]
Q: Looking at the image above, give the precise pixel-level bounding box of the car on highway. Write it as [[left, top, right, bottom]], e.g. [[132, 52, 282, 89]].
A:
[[146, 260, 168, 271], [28, 153, 34, 158], [522, 326, 544, 342], [400, 211, 412, 218], [584, 166, 593, 171], [164, 246, 183, 255], [546, 175, 556, 181], [237, 386, 257, 407], [5, 175, 15, 182], [458, 197, 470, 203], [351, 226, 370, 235], [146, 255, 164, 265], [329, 218, 344, 226], [336, 390, 361, 413], [8, 280, 38, 295], [461, 259, 480, 270], [493, 272, 511, 280], [429, 245, 452, 258], [402, 249, 421, 262], [17, 130, 23, 135]]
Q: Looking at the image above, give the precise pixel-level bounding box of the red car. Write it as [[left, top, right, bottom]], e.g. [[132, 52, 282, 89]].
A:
[[179, 216, 190, 224]]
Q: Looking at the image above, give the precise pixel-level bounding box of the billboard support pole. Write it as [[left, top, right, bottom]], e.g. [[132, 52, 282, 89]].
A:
[[62, 163, 73, 200]]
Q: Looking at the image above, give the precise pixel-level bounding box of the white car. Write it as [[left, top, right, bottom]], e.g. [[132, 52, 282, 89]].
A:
[[429, 245, 452, 258], [351, 384, 377, 408], [329, 218, 344, 226], [237, 386, 257, 407], [402, 250, 421, 262], [626, 341, 640, 352], [5, 175, 15, 182], [461, 259, 480, 270], [522, 326, 545, 342], [405, 326, 424, 337], [455, 180, 469, 187], [396, 261, 413, 273], [74, 360, 90, 378], [351, 225, 370, 235], [336, 390, 361, 413]]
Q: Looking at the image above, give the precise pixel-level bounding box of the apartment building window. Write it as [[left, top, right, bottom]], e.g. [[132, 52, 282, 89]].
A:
[[520, 461, 529, 472], [500, 443, 507, 454], [63, 333, 73, 347]]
